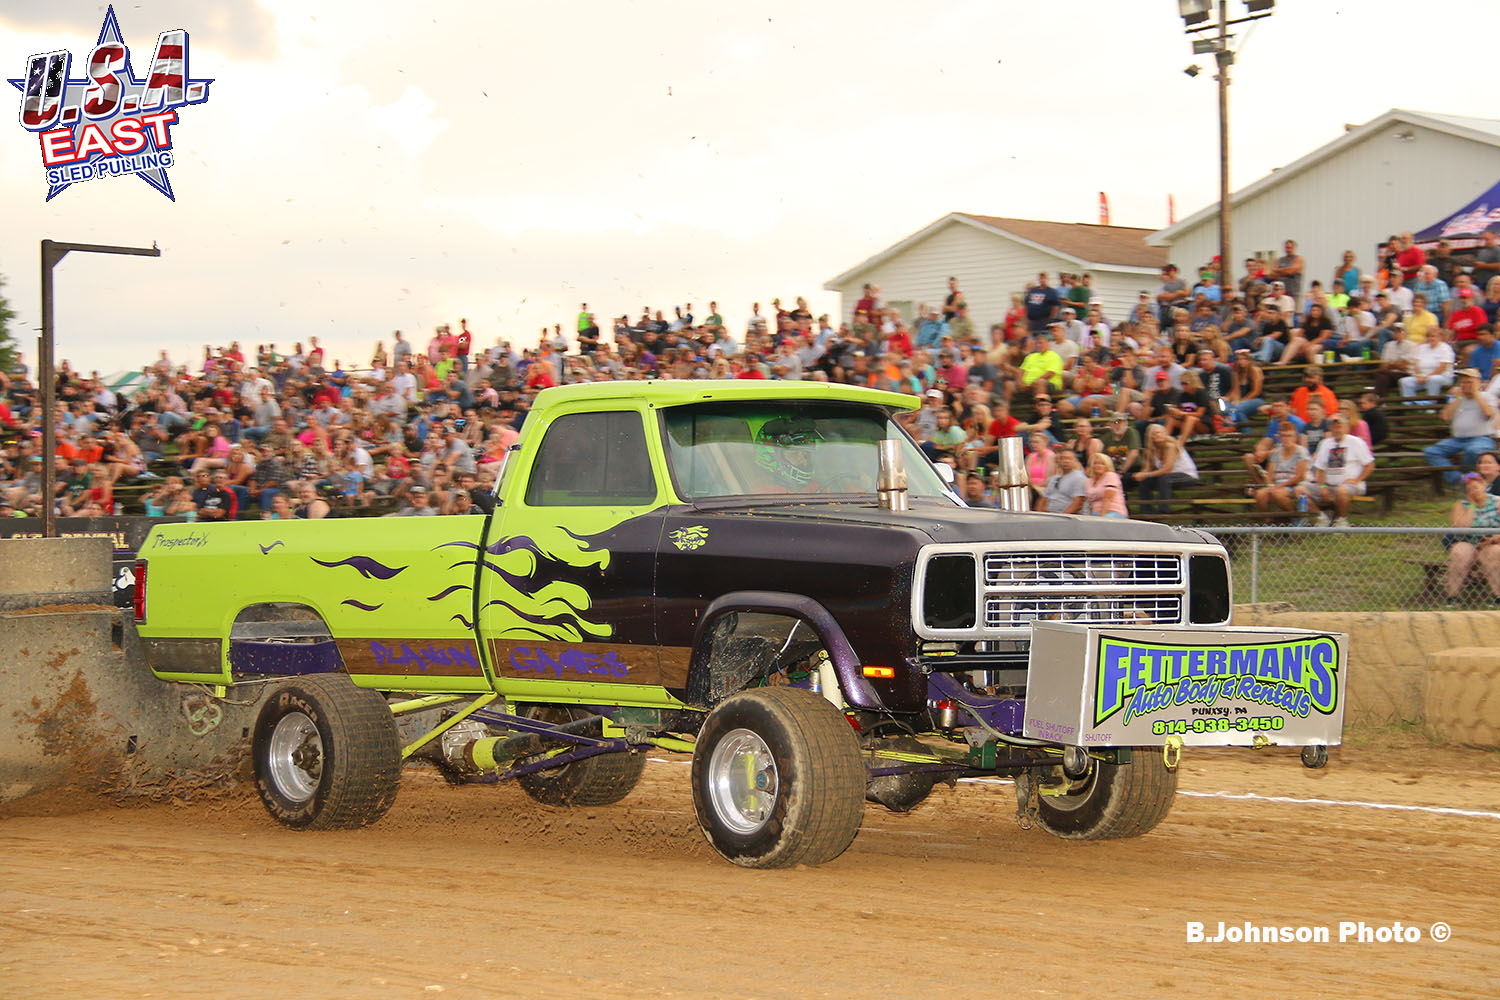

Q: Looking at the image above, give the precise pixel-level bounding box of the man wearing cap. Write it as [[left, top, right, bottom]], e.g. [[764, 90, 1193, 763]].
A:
[[1098, 412, 1143, 486], [1424, 369, 1498, 486], [896, 389, 947, 442], [1264, 281, 1296, 320], [1058, 307, 1088, 348], [1449, 290, 1487, 344], [1296, 413, 1375, 528], [389, 485, 437, 516], [1386, 270, 1414, 316], [934, 347, 967, 388]]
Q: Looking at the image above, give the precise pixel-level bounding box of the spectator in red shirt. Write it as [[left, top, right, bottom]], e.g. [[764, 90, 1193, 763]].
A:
[[456, 319, 473, 372], [523, 359, 556, 391], [934, 348, 967, 388], [1396, 232, 1426, 283], [1449, 288, 1487, 342], [987, 399, 1021, 439], [886, 323, 913, 358]]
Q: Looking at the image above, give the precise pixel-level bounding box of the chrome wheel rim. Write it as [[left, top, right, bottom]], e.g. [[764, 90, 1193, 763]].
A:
[[267, 711, 323, 803], [1039, 763, 1099, 813], [707, 728, 778, 835]]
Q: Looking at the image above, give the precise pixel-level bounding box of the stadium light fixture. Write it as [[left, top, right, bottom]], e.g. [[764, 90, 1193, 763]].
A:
[[1178, 0, 1212, 26], [1175, 0, 1274, 295]]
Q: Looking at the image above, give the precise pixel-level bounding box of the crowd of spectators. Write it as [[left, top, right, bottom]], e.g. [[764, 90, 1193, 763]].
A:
[[1, 227, 1498, 526]]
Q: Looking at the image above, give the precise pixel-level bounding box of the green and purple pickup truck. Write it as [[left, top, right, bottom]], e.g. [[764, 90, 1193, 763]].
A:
[[135, 380, 1344, 867]]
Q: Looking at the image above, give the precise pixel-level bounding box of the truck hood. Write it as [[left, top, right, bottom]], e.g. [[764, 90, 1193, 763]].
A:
[[683, 500, 1210, 546]]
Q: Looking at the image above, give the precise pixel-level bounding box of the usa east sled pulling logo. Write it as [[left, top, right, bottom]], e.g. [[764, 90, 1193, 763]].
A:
[[9, 4, 211, 201]]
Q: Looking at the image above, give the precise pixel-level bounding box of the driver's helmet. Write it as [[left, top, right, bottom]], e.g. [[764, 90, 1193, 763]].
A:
[[753, 416, 822, 486]]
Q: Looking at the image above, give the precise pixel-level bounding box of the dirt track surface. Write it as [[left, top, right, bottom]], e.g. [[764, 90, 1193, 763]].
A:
[[2, 738, 1497, 999]]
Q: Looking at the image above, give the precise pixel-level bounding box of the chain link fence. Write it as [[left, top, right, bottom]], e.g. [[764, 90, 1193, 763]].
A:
[[1204, 527, 1500, 612]]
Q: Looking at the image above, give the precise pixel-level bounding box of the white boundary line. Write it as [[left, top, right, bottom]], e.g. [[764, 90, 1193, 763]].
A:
[[648, 758, 1500, 819], [1175, 789, 1500, 820]]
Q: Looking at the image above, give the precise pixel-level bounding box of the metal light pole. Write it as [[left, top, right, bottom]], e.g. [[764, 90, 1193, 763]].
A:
[[1215, 1, 1232, 299], [39, 239, 162, 537], [1179, 0, 1275, 296]]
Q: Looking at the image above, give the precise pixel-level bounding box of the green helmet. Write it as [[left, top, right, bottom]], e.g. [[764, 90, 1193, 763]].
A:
[[753, 416, 822, 486]]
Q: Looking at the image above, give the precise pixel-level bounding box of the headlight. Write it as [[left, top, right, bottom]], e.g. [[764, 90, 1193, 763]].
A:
[[923, 554, 976, 629]]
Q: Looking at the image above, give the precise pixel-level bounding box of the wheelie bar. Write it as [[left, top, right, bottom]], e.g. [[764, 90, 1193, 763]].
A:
[[463, 714, 608, 772]]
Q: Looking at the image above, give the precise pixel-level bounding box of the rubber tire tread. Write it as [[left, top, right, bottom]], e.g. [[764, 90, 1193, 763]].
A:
[[1424, 648, 1500, 748], [252, 675, 401, 831], [692, 687, 865, 868], [1035, 749, 1177, 841], [518, 748, 647, 806], [515, 706, 646, 806]]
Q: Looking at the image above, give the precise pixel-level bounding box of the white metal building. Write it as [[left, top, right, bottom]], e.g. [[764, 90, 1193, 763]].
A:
[[823, 213, 1167, 334], [1150, 109, 1500, 290]]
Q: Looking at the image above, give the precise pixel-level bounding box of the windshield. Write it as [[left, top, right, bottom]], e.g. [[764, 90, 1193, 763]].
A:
[[661, 401, 951, 501]]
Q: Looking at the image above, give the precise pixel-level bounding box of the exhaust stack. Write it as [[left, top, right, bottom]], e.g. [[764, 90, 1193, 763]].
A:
[[877, 439, 909, 511], [992, 437, 1031, 512]]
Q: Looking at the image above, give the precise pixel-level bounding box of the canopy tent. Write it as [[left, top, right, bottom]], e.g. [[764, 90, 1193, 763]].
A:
[[1414, 180, 1500, 250], [102, 370, 152, 397]]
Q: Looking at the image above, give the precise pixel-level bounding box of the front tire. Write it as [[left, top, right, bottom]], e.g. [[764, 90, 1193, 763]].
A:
[[1034, 750, 1177, 840], [252, 675, 401, 830], [691, 687, 864, 868]]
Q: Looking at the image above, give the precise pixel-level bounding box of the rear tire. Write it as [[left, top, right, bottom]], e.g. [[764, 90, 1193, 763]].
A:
[[1034, 749, 1177, 840], [691, 687, 864, 868], [252, 675, 401, 830], [516, 706, 646, 806]]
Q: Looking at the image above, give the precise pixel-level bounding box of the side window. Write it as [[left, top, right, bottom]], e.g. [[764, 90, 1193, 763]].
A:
[[524, 411, 657, 507]]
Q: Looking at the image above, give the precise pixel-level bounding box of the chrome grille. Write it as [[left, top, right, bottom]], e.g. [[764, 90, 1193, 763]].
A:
[[984, 552, 1183, 588], [985, 594, 1183, 628]]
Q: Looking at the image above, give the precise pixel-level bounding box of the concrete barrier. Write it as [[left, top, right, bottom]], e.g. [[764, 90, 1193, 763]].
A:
[[1, 537, 257, 803], [1232, 605, 1500, 727]]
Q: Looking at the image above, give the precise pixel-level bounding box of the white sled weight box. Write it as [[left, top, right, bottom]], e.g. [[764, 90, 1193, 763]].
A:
[[1022, 622, 1347, 748]]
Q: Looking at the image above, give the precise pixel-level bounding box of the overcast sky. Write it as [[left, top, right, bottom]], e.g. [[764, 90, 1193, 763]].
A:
[[1, 0, 1493, 376]]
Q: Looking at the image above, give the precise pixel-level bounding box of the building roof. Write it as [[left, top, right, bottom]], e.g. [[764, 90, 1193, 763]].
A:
[[824, 213, 1168, 290], [1150, 108, 1500, 245]]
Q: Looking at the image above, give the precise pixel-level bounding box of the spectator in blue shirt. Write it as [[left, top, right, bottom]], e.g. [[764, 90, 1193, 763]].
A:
[[1411, 265, 1450, 318], [1467, 325, 1500, 381]]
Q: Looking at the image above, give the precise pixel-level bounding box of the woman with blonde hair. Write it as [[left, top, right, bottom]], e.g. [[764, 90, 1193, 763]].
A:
[[1136, 423, 1198, 515], [1025, 430, 1055, 503], [1339, 399, 1373, 449], [1483, 275, 1500, 326], [1085, 452, 1128, 518]]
